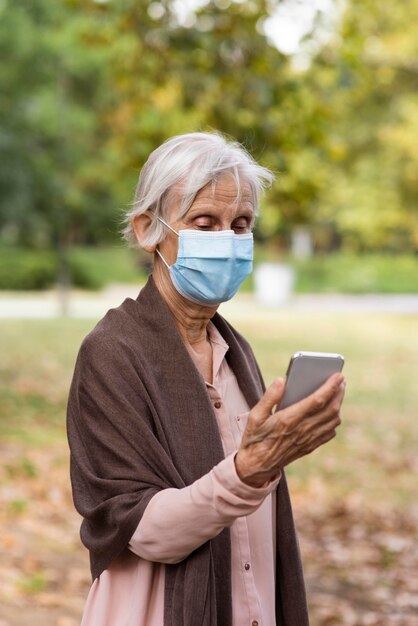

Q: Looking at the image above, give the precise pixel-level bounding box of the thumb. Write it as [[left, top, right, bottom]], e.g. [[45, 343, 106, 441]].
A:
[[252, 377, 285, 422]]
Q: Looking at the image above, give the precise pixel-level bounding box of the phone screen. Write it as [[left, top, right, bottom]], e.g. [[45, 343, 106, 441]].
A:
[[278, 351, 344, 410]]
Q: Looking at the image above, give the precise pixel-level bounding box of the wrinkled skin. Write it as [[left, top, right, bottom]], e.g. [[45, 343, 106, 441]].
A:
[[235, 373, 346, 487]]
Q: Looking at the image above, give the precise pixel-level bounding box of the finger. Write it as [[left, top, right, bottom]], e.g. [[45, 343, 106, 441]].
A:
[[301, 384, 345, 431], [251, 377, 285, 423], [293, 413, 341, 459], [292, 372, 345, 417], [277, 375, 344, 436], [319, 372, 345, 397], [331, 381, 346, 411], [313, 415, 341, 447], [320, 380, 346, 418], [282, 423, 339, 467], [318, 379, 347, 417]]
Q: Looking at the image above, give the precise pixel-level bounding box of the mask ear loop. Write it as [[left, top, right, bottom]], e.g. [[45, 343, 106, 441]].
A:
[[155, 216, 179, 268], [155, 248, 170, 268], [157, 216, 179, 236]]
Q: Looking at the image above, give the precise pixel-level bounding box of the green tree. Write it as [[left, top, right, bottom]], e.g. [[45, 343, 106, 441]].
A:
[[2, 0, 418, 257], [310, 0, 418, 251], [0, 0, 122, 248]]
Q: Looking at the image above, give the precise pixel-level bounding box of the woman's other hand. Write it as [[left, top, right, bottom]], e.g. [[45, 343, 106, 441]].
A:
[[235, 373, 346, 488]]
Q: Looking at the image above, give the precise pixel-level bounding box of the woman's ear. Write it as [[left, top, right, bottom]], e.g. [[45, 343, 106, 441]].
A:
[[131, 212, 156, 253]]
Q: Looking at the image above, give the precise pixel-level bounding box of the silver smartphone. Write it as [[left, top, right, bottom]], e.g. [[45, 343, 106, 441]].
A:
[[278, 351, 345, 410]]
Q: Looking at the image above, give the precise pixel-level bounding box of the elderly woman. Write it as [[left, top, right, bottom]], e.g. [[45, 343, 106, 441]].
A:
[[67, 132, 345, 626]]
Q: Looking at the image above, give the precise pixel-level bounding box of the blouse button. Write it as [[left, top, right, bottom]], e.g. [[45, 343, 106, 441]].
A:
[[244, 562, 250, 571], [252, 621, 259, 626], [214, 401, 222, 409]]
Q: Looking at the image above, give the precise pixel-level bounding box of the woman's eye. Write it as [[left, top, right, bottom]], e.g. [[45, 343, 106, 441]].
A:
[[194, 218, 213, 230], [232, 220, 250, 233]]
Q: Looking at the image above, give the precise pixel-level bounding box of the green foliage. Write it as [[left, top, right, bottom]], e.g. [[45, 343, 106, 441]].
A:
[[0, 0, 418, 257], [0, 0, 120, 248], [2, 244, 417, 293], [293, 254, 418, 294], [0, 245, 146, 289], [69, 245, 148, 286], [310, 0, 418, 251], [68, 254, 105, 290], [0, 248, 56, 289]]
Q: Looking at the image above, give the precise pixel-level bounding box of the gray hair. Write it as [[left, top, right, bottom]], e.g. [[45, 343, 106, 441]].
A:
[[122, 131, 275, 248]]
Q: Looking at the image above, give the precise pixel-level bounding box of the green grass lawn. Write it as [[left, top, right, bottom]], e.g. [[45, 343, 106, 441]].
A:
[[241, 312, 418, 510], [1, 311, 417, 508]]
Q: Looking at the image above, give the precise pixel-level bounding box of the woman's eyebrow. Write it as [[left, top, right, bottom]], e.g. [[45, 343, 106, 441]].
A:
[[185, 208, 254, 220]]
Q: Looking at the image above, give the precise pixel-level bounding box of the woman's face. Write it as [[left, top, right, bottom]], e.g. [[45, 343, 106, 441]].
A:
[[158, 175, 255, 265]]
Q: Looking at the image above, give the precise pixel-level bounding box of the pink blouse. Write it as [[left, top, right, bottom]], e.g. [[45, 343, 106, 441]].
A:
[[80, 322, 280, 626]]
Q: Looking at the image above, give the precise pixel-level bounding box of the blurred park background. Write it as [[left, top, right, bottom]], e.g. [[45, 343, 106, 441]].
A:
[[1, 0, 418, 624]]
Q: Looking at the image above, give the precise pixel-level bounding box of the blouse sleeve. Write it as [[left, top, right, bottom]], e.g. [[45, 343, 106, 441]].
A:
[[128, 453, 280, 564]]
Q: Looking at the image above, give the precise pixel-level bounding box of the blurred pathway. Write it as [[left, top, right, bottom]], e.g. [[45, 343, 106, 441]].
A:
[[1, 285, 418, 319]]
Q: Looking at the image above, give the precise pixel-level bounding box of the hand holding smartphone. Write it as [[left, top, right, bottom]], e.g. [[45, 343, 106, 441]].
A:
[[235, 350, 345, 487], [278, 351, 345, 410]]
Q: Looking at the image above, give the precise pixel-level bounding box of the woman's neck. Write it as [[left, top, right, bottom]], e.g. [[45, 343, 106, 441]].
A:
[[151, 258, 218, 347]]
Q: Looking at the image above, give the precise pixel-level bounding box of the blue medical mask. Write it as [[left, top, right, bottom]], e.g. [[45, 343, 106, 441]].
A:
[[156, 217, 254, 306]]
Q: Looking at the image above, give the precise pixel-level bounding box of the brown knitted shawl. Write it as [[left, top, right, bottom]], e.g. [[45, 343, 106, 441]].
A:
[[67, 277, 309, 626]]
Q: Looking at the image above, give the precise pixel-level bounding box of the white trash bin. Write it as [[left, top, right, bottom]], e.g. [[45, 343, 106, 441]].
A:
[[254, 262, 295, 306]]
